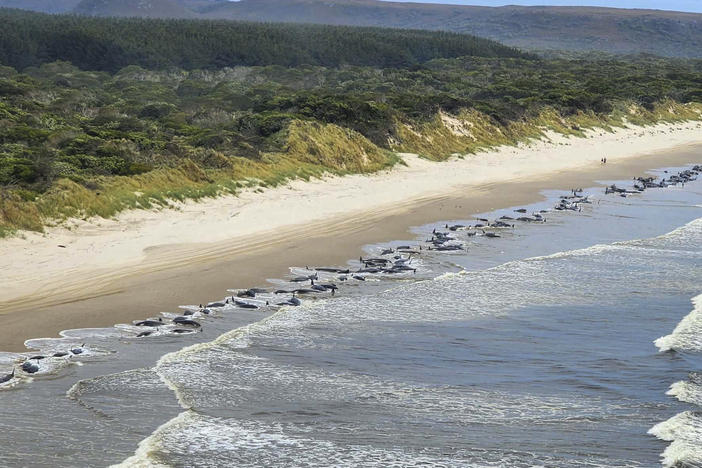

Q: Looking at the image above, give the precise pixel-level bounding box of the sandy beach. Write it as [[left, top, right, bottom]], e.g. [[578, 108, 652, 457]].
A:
[[1, 120, 701, 352]]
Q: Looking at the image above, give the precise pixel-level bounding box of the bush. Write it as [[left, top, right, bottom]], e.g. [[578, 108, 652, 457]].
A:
[[139, 102, 176, 119]]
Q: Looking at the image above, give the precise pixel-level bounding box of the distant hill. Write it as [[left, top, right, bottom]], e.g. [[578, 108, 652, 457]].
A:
[[0, 0, 224, 15], [200, 0, 702, 58], [1, 0, 701, 57], [73, 0, 197, 18], [0, 0, 81, 13]]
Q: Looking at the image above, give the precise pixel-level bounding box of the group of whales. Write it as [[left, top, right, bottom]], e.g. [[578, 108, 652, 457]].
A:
[[423, 191, 587, 252], [606, 165, 701, 196], [0, 343, 87, 383], [1, 186, 594, 387], [554, 188, 591, 211], [5, 166, 698, 387]]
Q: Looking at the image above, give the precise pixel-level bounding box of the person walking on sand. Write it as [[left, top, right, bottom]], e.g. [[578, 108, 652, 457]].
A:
[[604, 157, 607, 164]]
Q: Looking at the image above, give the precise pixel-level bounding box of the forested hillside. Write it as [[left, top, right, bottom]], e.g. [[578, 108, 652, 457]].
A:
[[0, 8, 528, 72], [1, 0, 701, 58]]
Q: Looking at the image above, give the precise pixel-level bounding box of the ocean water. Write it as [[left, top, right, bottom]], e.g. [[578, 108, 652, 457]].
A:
[[0, 161, 701, 467]]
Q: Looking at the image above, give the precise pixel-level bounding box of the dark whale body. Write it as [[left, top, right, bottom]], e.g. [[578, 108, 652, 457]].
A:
[[136, 320, 163, 327], [277, 297, 302, 306], [173, 317, 201, 328], [21, 361, 39, 374], [0, 369, 14, 384]]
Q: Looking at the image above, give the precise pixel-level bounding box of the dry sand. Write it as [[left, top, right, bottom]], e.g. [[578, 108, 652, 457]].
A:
[[1, 121, 701, 351]]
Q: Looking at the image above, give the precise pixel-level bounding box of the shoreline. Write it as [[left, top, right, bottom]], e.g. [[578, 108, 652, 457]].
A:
[[1, 121, 701, 352]]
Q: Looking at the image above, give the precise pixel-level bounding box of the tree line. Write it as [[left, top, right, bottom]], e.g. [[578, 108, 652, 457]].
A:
[[0, 8, 530, 72]]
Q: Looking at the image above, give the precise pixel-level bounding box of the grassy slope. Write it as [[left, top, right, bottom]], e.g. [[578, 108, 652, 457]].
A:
[[393, 101, 702, 160]]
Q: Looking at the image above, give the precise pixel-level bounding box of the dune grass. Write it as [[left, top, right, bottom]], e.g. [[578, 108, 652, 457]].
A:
[[392, 101, 701, 160], [0, 121, 399, 235]]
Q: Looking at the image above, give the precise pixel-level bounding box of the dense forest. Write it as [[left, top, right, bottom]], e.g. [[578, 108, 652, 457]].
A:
[[0, 10, 701, 235], [0, 8, 528, 72]]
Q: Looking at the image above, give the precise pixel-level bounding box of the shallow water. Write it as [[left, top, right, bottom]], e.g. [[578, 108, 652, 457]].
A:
[[1, 162, 701, 467]]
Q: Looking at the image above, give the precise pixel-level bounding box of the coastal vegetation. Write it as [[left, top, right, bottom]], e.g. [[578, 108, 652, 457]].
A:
[[1, 9, 701, 236]]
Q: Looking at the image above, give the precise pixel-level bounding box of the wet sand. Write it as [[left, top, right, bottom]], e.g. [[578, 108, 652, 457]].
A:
[[1, 130, 701, 352]]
